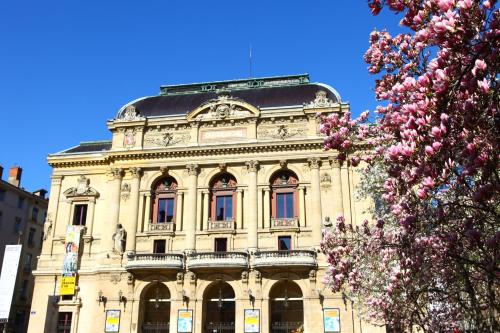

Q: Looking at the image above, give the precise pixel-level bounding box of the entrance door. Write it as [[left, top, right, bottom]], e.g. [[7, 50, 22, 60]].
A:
[[203, 282, 235, 333], [270, 280, 304, 333], [141, 283, 171, 333]]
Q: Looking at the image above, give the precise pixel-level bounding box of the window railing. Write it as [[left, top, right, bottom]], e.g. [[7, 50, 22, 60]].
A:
[[208, 218, 235, 231], [253, 250, 317, 268], [187, 251, 248, 270], [188, 251, 248, 260], [126, 253, 184, 271], [127, 253, 184, 262], [271, 217, 299, 229], [148, 222, 176, 232], [254, 250, 316, 259]]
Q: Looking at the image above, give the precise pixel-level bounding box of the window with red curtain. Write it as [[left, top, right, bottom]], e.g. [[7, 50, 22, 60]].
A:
[[152, 177, 178, 224], [210, 173, 237, 221], [56, 312, 72, 333], [271, 171, 299, 219]]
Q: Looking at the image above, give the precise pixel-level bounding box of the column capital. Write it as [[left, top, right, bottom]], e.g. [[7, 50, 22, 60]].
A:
[[186, 164, 199, 176], [245, 160, 259, 172], [298, 185, 306, 191], [307, 157, 322, 169], [129, 167, 143, 178], [236, 188, 244, 193], [202, 189, 210, 195], [328, 157, 342, 168], [51, 175, 64, 185], [262, 186, 271, 192], [110, 168, 124, 179]]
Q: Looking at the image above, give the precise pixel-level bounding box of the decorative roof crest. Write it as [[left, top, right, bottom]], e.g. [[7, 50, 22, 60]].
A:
[[305, 90, 336, 108], [118, 105, 145, 122]]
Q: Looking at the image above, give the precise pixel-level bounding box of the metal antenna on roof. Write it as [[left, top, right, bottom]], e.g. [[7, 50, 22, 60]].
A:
[[249, 43, 253, 78]]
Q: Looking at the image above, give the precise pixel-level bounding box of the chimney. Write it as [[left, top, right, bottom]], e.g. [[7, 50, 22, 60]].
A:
[[8, 166, 22, 187], [0, 164, 3, 180]]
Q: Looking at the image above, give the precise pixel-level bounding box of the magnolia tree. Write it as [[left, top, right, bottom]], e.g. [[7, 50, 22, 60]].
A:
[[320, 0, 499, 332]]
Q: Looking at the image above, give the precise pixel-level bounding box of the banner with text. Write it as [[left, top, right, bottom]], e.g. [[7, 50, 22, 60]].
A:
[[61, 225, 83, 295], [0, 245, 22, 321]]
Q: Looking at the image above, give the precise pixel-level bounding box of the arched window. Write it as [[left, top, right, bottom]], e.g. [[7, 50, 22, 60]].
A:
[[141, 283, 171, 332], [271, 171, 299, 219], [152, 176, 178, 224], [210, 173, 237, 221]]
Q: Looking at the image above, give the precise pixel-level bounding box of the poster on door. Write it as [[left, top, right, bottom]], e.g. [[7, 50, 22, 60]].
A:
[[177, 309, 193, 333], [244, 309, 260, 333], [323, 308, 341, 333]]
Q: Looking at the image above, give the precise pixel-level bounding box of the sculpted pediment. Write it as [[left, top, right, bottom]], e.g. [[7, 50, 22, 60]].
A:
[[64, 175, 99, 198], [187, 93, 259, 122]]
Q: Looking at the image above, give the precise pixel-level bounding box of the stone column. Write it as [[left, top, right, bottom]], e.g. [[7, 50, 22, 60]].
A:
[[45, 175, 63, 255], [202, 190, 210, 231], [236, 189, 243, 229], [196, 190, 203, 230], [263, 187, 270, 229], [308, 158, 322, 247], [298, 186, 306, 227], [86, 198, 96, 239], [176, 191, 183, 230], [143, 192, 152, 231], [127, 167, 142, 252], [257, 187, 263, 230], [185, 164, 199, 252], [330, 158, 344, 218], [245, 160, 259, 251], [105, 168, 123, 254]]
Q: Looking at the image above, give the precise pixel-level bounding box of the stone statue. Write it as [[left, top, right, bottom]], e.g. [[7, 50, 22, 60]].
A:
[[112, 224, 126, 254], [322, 216, 332, 228]]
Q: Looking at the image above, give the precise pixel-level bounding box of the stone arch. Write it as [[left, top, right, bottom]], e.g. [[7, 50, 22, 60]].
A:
[[201, 166, 243, 188], [261, 273, 308, 300], [142, 169, 185, 191], [263, 164, 305, 184], [195, 274, 243, 301]]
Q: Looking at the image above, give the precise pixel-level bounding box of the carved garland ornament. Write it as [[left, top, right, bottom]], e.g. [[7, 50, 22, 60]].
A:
[[257, 124, 306, 140], [144, 132, 191, 147]]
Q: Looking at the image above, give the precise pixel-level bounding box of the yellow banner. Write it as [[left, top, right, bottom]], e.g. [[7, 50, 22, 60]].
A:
[[60, 276, 76, 295]]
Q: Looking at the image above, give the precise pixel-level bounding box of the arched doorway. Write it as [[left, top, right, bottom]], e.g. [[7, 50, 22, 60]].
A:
[[141, 283, 171, 333], [203, 281, 235, 333], [270, 280, 303, 333]]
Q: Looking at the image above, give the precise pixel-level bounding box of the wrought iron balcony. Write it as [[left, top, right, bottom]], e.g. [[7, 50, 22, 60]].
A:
[[207, 218, 235, 232], [252, 250, 317, 269], [148, 222, 176, 233], [270, 217, 299, 230], [125, 253, 184, 272], [187, 251, 248, 271]]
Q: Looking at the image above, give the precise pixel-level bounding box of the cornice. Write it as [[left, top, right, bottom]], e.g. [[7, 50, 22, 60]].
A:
[[48, 139, 328, 168]]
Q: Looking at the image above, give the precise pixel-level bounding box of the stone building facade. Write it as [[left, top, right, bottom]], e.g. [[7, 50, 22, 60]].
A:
[[0, 166, 48, 333], [28, 74, 384, 333]]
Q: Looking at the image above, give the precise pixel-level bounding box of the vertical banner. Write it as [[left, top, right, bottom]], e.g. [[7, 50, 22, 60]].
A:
[[323, 308, 341, 333], [61, 226, 82, 295], [244, 309, 260, 333], [105, 310, 121, 333], [177, 309, 193, 333], [0, 245, 22, 321]]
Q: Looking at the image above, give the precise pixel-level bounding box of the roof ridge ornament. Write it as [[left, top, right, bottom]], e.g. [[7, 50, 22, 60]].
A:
[[118, 105, 145, 122], [304, 90, 336, 109], [188, 94, 258, 122]]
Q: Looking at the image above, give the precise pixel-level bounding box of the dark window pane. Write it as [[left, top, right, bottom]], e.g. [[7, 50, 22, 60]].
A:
[[285, 193, 294, 218], [153, 240, 166, 253], [277, 193, 285, 218], [158, 198, 166, 223], [166, 198, 174, 222], [215, 238, 227, 252], [73, 205, 87, 226], [278, 236, 291, 251], [57, 312, 72, 333], [216, 196, 225, 220], [225, 196, 233, 220]]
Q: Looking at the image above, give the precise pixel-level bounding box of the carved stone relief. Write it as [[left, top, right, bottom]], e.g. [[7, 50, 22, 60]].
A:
[[64, 176, 99, 198], [121, 183, 131, 200], [194, 94, 254, 121], [257, 124, 306, 140], [118, 105, 145, 121], [304, 90, 336, 108], [144, 131, 191, 148]]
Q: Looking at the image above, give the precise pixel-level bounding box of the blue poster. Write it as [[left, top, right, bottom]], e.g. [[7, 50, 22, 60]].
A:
[[323, 308, 340, 332], [177, 310, 193, 333]]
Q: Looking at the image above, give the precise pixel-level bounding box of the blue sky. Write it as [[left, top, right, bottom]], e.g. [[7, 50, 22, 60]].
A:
[[0, 1, 401, 191]]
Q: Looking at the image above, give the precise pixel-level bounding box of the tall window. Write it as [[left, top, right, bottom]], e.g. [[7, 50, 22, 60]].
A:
[[152, 177, 178, 224], [31, 207, 39, 222], [17, 197, 24, 210], [57, 312, 72, 333], [210, 173, 237, 221], [271, 171, 299, 219], [73, 204, 87, 226], [28, 228, 36, 246], [0, 190, 5, 201]]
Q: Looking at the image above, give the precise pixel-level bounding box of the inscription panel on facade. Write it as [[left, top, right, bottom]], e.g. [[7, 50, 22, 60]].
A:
[[199, 127, 247, 142]]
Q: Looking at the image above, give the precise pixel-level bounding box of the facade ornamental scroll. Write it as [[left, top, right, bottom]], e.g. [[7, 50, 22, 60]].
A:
[[118, 105, 145, 121], [257, 124, 306, 140], [304, 90, 336, 108], [144, 131, 191, 147]]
